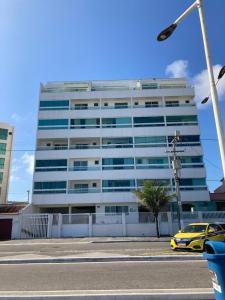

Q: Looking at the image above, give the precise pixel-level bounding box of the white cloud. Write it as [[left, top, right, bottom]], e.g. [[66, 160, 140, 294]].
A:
[[22, 152, 35, 175], [11, 113, 25, 122], [165, 60, 189, 78], [192, 64, 225, 108], [165, 60, 225, 109]]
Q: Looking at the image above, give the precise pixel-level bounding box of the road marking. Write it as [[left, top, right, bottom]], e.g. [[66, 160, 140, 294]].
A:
[[0, 288, 213, 297], [0, 260, 206, 266]]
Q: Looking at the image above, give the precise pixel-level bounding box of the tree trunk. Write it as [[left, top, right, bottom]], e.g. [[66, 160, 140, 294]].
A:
[[155, 215, 160, 238]]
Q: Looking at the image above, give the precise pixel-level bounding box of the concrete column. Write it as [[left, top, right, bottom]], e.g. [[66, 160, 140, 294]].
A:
[[122, 213, 126, 236], [198, 211, 203, 222], [47, 214, 53, 238], [68, 206, 72, 224], [167, 212, 173, 236], [89, 214, 93, 237], [58, 214, 62, 238]]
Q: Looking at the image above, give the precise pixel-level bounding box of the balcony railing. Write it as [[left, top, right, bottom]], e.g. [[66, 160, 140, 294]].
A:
[[102, 186, 136, 192], [102, 164, 134, 170], [136, 163, 169, 169], [68, 188, 101, 193], [69, 166, 101, 171], [40, 103, 195, 111]]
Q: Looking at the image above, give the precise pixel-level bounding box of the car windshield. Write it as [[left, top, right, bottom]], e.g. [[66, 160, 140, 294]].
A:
[[181, 225, 207, 233]]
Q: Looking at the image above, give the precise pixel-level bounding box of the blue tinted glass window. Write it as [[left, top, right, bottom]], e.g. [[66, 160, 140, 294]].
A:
[[0, 128, 8, 140], [34, 181, 66, 189], [40, 100, 69, 108], [35, 159, 67, 167], [0, 143, 6, 155]]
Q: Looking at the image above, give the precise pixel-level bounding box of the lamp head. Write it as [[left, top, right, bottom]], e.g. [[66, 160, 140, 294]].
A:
[[201, 97, 209, 104], [157, 23, 177, 41], [218, 66, 225, 80]]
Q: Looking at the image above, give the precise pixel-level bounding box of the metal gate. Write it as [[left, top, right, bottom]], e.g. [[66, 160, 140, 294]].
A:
[[0, 219, 12, 240], [20, 214, 49, 239]]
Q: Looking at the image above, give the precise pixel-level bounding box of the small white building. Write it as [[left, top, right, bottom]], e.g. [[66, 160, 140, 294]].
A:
[[32, 78, 209, 214]]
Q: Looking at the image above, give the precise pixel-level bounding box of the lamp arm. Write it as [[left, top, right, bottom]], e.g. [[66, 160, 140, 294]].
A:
[[174, 1, 198, 25]]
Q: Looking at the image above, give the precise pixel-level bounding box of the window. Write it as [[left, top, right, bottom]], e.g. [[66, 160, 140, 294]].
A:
[[135, 136, 166, 147], [102, 137, 133, 148], [104, 103, 108, 106], [0, 128, 8, 140], [166, 115, 198, 125], [74, 183, 89, 193], [168, 135, 200, 146], [136, 157, 168, 169], [133, 116, 164, 127], [94, 103, 99, 107], [92, 182, 97, 187], [35, 159, 67, 171], [0, 172, 3, 184], [102, 118, 132, 128], [102, 180, 135, 192], [208, 224, 221, 233], [102, 158, 134, 170], [105, 206, 128, 214], [95, 160, 99, 165], [39, 100, 69, 110], [165, 101, 179, 107], [134, 102, 139, 105], [0, 158, 5, 169], [34, 181, 66, 193], [114, 102, 128, 109], [0, 143, 6, 155], [71, 118, 100, 129], [180, 156, 203, 168], [74, 103, 88, 110], [142, 83, 157, 89], [145, 101, 158, 107], [185, 100, 190, 104], [173, 178, 207, 190], [38, 119, 68, 129], [73, 161, 88, 171]]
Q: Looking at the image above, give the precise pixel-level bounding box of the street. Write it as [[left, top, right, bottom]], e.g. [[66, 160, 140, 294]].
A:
[[0, 237, 199, 260], [0, 260, 210, 291]]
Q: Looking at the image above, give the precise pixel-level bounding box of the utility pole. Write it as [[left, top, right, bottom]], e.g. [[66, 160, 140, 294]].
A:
[[167, 130, 184, 230], [27, 190, 30, 203]]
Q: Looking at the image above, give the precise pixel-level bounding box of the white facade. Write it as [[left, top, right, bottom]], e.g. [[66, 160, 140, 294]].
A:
[[0, 123, 14, 204], [32, 79, 209, 214]]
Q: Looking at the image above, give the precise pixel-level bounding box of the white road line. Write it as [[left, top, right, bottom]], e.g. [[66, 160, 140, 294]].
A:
[[0, 288, 213, 297], [0, 260, 206, 266]]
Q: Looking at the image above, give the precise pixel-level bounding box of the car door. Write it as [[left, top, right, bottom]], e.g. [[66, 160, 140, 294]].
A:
[[207, 224, 224, 241]]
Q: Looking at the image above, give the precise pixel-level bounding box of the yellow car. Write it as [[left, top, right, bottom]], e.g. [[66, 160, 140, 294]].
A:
[[170, 222, 225, 251]]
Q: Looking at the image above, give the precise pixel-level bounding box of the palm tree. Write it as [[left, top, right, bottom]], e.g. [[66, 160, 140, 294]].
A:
[[134, 180, 174, 238]]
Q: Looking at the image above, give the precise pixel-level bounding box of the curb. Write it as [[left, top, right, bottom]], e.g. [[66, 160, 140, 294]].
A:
[[0, 289, 214, 300], [0, 255, 204, 264]]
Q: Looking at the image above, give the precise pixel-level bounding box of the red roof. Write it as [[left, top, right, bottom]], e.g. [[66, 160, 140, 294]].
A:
[[0, 204, 27, 214]]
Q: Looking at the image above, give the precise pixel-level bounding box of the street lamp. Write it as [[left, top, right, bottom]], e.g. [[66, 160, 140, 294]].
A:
[[157, 0, 225, 180], [201, 66, 225, 104]]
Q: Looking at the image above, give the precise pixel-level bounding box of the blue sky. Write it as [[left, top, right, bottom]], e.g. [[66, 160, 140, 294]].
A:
[[0, 0, 225, 201]]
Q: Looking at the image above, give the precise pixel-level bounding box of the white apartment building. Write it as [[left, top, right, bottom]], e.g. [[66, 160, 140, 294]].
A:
[[0, 123, 14, 204], [32, 79, 210, 214]]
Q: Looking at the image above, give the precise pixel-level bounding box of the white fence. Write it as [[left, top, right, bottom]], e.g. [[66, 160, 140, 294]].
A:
[[14, 211, 225, 239]]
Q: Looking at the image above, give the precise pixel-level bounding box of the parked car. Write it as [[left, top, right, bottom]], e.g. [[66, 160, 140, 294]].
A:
[[170, 222, 225, 251]]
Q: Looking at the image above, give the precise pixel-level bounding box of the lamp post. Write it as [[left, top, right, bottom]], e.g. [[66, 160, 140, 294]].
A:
[[157, 0, 225, 180]]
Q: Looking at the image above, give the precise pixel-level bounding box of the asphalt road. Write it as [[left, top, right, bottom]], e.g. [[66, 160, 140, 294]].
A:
[[0, 261, 211, 291], [0, 238, 197, 258]]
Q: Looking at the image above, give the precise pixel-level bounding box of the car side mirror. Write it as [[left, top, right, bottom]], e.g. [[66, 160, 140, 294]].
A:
[[208, 229, 214, 233]]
